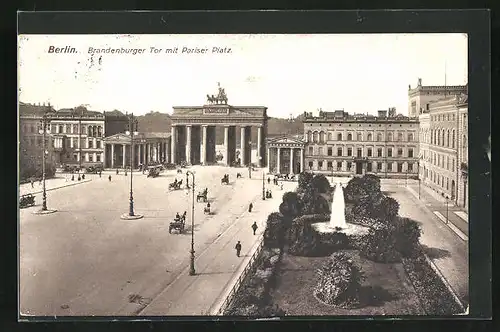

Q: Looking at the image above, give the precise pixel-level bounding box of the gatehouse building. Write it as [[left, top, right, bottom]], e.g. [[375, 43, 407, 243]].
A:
[[266, 135, 305, 174], [169, 84, 268, 167]]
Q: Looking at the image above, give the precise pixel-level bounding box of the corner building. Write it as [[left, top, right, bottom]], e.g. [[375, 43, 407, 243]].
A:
[[303, 109, 419, 178]]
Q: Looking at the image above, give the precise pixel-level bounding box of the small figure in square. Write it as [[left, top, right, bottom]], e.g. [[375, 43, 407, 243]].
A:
[[251, 222, 258, 235], [235, 241, 242, 257]]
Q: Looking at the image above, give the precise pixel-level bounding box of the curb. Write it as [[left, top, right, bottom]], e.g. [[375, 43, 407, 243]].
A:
[[422, 252, 467, 314], [406, 186, 468, 242], [21, 179, 92, 196], [209, 235, 264, 316]]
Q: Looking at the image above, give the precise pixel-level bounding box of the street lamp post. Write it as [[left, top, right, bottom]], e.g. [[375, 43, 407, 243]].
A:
[[186, 170, 196, 276], [445, 195, 449, 224], [120, 113, 143, 220], [262, 171, 266, 200], [248, 164, 252, 179]]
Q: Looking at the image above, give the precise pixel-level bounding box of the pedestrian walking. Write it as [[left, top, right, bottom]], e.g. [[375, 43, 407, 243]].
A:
[[280, 183, 283, 191], [78, 175, 81, 181], [116, 169, 119, 175], [235, 241, 242, 257], [248, 202, 253, 213], [82, 174, 85, 180], [99, 171, 102, 178], [71, 174, 75, 181], [267, 177, 270, 184], [251, 222, 258, 235], [108, 175, 112, 182]]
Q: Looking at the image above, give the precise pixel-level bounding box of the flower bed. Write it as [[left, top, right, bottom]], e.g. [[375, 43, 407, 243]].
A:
[[401, 249, 464, 315], [224, 246, 286, 317]]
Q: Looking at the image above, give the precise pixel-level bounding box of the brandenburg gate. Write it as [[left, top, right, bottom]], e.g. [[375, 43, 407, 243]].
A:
[[170, 84, 268, 167]]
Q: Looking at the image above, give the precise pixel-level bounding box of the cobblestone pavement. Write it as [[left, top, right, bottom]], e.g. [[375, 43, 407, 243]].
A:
[[381, 183, 469, 307], [19, 166, 293, 316]]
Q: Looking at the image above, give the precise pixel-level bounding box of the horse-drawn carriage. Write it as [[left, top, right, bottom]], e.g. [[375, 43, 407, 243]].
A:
[[168, 179, 183, 190], [204, 203, 211, 214], [221, 174, 229, 185], [86, 165, 103, 174], [197, 188, 208, 202], [169, 212, 186, 234], [19, 193, 35, 208], [147, 166, 161, 178], [275, 173, 296, 181]]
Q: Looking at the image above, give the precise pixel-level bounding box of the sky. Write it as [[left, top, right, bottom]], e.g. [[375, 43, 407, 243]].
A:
[[18, 34, 468, 118]]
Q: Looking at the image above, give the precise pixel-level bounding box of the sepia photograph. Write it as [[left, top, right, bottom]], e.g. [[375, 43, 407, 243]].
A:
[[18, 32, 471, 318]]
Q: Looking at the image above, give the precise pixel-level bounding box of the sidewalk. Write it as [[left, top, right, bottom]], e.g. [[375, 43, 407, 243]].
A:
[[136, 182, 296, 316], [19, 176, 93, 196], [406, 183, 469, 239]]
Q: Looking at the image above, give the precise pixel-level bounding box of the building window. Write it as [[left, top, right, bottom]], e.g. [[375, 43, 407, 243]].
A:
[[89, 154, 94, 162], [319, 131, 326, 143], [65, 124, 71, 133], [327, 147, 333, 156], [307, 131, 313, 142], [96, 154, 101, 162], [408, 133, 413, 141], [367, 133, 372, 141], [397, 163, 403, 173], [367, 148, 372, 157], [88, 139, 93, 148], [387, 148, 393, 157], [377, 133, 382, 141], [328, 132, 333, 141], [347, 162, 352, 170], [347, 133, 352, 141], [337, 148, 342, 156], [318, 161, 323, 169], [397, 148, 403, 157], [73, 154, 77, 160], [377, 148, 382, 157], [357, 133, 362, 141], [327, 161, 333, 170], [377, 162, 382, 171], [73, 124, 78, 133], [337, 133, 342, 141], [387, 162, 393, 172], [398, 132, 403, 141], [452, 130, 455, 148], [408, 163, 413, 172], [441, 131, 445, 147], [97, 140, 101, 149], [347, 148, 352, 156], [308, 146, 313, 155], [313, 132, 319, 143], [51, 139, 55, 148], [367, 163, 372, 172], [308, 161, 313, 170], [337, 161, 342, 171], [357, 148, 362, 157], [388, 133, 393, 141], [408, 148, 413, 158], [318, 147, 324, 155]]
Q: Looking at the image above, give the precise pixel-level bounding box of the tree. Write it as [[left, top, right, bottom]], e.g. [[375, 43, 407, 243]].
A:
[[298, 172, 314, 191], [279, 191, 303, 220], [301, 188, 330, 215], [372, 196, 400, 222], [310, 174, 331, 194], [263, 212, 286, 249]]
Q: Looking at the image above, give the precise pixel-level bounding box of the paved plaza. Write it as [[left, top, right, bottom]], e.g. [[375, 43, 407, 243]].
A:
[[19, 166, 295, 316]]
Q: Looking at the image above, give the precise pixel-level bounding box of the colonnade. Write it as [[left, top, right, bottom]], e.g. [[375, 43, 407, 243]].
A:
[[170, 124, 266, 167], [105, 141, 169, 168], [267, 147, 304, 174]]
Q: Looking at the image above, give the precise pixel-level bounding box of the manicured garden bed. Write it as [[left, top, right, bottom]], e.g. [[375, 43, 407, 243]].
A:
[[269, 249, 425, 315]]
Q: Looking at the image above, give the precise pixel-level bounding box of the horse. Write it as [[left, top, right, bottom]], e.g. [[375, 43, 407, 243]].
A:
[[236, 173, 242, 179], [221, 175, 229, 185]]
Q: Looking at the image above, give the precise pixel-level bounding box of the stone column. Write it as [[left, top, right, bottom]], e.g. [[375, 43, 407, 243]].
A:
[[300, 148, 304, 173], [257, 126, 262, 167], [122, 144, 126, 167], [186, 125, 192, 165], [111, 144, 115, 168], [267, 147, 271, 173], [138, 144, 142, 165], [224, 126, 229, 166], [277, 147, 281, 174], [240, 126, 246, 166], [290, 148, 294, 174], [103, 143, 107, 168], [201, 125, 207, 165], [157, 142, 160, 162], [93, 152, 97, 163], [171, 126, 176, 164]]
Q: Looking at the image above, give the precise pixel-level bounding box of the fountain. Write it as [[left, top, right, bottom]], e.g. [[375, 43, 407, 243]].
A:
[[312, 182, 369, 236]]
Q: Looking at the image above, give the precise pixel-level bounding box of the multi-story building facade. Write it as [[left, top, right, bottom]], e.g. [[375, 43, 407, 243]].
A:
[[408, 78, 467, 118], [303, 109, 419, 178], [48, 107, 105, 166], [417, 92, 468, 209]]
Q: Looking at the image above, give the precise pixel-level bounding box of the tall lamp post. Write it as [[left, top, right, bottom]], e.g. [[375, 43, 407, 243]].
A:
[[120, 113, 143, 220], [445, 195, 449, 224], [186, 170, 196, 276], [34, 112, 57, 215], [262, 171, 266, 200]]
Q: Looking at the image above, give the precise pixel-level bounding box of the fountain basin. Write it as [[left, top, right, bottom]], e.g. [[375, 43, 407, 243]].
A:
[[312, 222, 370, 236]]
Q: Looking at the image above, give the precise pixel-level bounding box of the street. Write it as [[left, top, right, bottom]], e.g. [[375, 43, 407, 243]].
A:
[[20, 166, 292, 316]]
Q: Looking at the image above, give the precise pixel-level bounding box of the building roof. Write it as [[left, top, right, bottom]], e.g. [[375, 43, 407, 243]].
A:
[[141, 132, 171, 139], [19, 102, 56, 116]]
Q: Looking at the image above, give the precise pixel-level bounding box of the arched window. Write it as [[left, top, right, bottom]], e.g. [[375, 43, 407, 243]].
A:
[[357, 133, 362, 141], [307, 131, 313, 142], [98, 126, 103, 137], [367, 133, 372, 141], [66, 124, 71, 133], [447, 130, 450, 147], [58, 125, 63, 133], [452, 130, 455, 148], [313, 131, 319, 143], [328, 132, 333, 141], [347, 133, 352, 141], [437, 130, 441, 146], [398, 132, 403, 141], [319, 131, 326, 143], [73, 124, 78, 133], [388, 133, 393, 141], [88, 126, 92, 136], [337, 133, 342, 141], [441, 130, 445, 147], [408, 133, 413, 142], [377, 133, 382, 142], [81, 125, 86, 135]]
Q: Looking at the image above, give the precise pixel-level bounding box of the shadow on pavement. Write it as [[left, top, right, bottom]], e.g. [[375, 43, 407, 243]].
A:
[[358, 285, 399, 308], [421, 245, 451, 259]]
